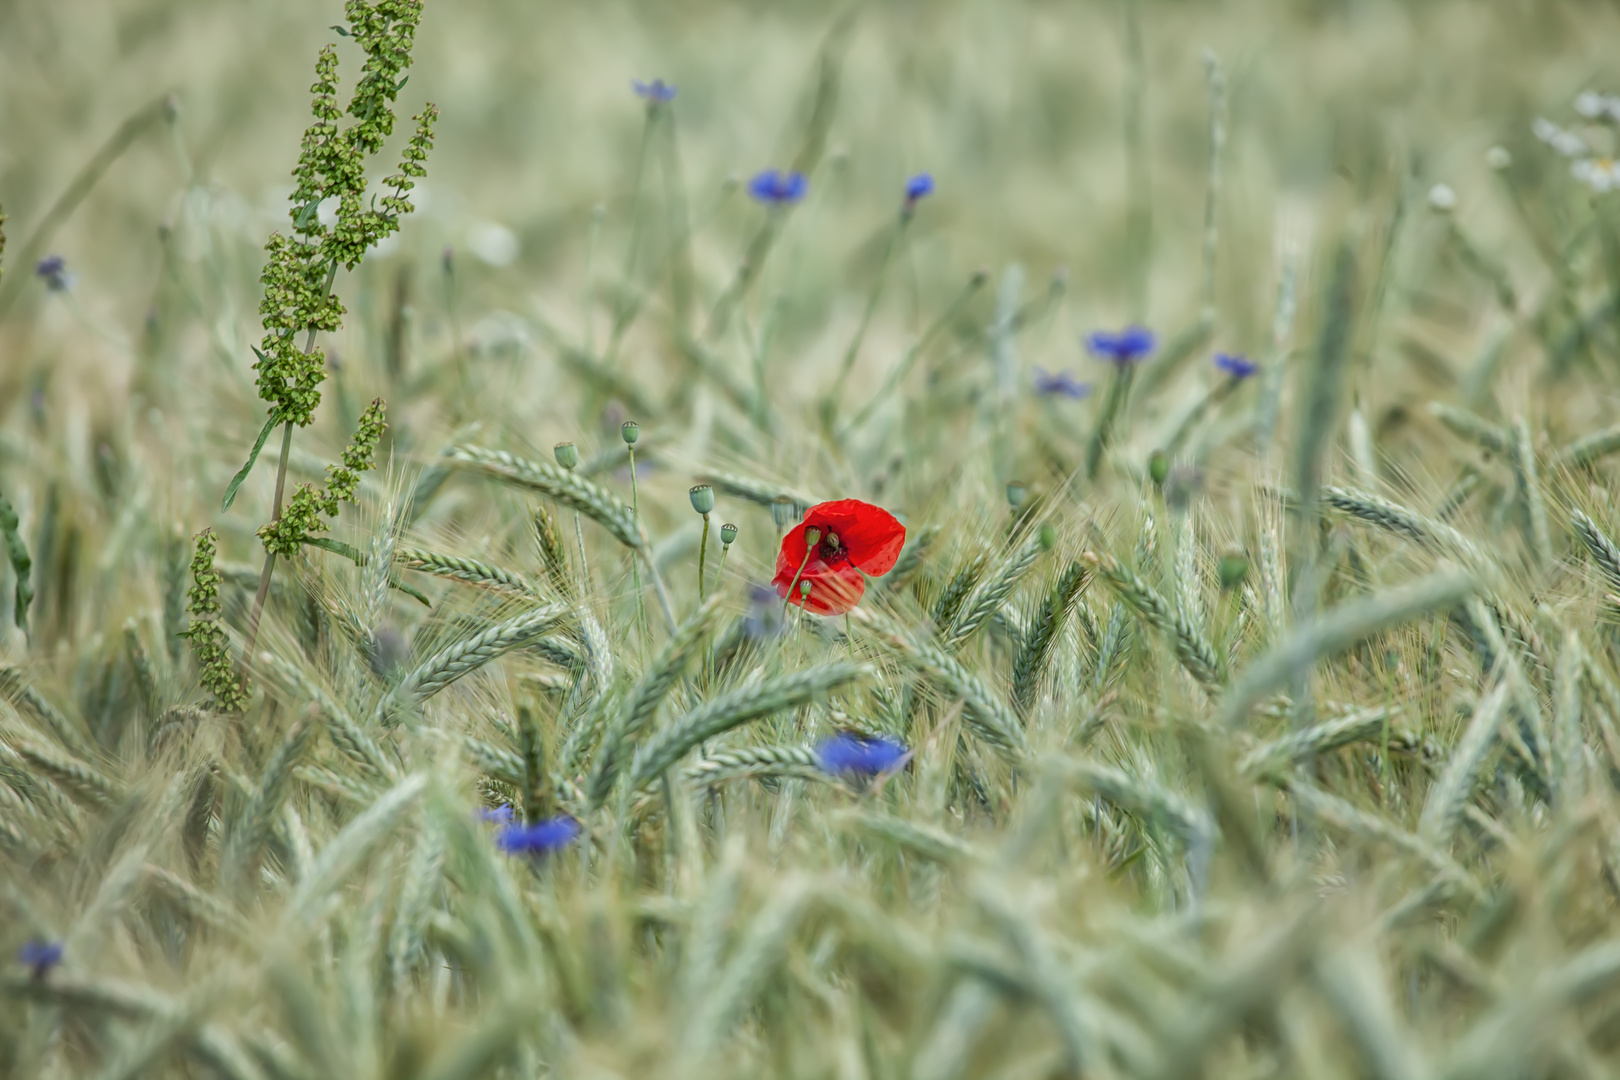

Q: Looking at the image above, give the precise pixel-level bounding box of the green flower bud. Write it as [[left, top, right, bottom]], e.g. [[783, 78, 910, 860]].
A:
[[554, 441, 578, 470], [1148, 450, 1169, 488], [720, 523, 738, 547], [772, 495, 797, 530], [1006, 481, 1027, 509], [1218, 548, 1250, 591], [621, 420, 640, 445], [1039, 524, 1057, 550], [689, 484, 715, 515]]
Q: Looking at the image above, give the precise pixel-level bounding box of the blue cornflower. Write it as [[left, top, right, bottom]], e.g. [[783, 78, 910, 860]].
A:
[[1214, 353, 1258, 380], [748, 169, 809, 205], [1086, 326, 1156, 365], [1032, 367, 1092, 400], [478, 804, 515, 824], [743, 583, 783, 640], [632, 78, 676, 102], [18, 939, 63, 978], [816, 731, 910, 777], [35, 255, 72, 293], [904, 173, 935, 203], [496, 815, 581, 856]]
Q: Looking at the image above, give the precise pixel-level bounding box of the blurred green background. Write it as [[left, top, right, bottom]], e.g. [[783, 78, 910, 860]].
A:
[[6, 0, 1615, 338], [2, 0, 1619, 571]]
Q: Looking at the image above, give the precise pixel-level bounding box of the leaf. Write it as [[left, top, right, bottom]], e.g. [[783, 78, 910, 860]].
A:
[[221, 410, 282, 511], [302, 536, 431, 607], [302, 535, 363, 563]]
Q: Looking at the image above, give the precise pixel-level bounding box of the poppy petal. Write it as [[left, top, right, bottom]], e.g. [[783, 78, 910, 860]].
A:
[[773, 519, 815, 583], [778, 563, 866, 615], [800, 499, 907, 576]]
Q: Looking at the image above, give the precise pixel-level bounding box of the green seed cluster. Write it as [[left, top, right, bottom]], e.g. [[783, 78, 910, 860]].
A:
[[253, 0, 435, 428], [258, 399, 387, 557], [179, 529, 248, 713]]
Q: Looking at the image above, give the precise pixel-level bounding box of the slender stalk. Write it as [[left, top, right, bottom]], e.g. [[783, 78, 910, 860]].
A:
[[698, 514, 710, 599], [781, 538, 819, 618], [443, 250, 467, 403], [241, 420, 293, 674], [629, 444, 649, 646], [1198, 50, 1225, 325], [821, 211, 910, 430], [840, 271, 987, 438], [1085, 362, 1136, 480], [643, 550, 677, 633], [583, 204, 604, 359], [603, 104, 661, 369], [572, 509, 591, 586], [1122, 0, 1150, 322], [659, 106, 697, 335], [240, 260, 339, 679]]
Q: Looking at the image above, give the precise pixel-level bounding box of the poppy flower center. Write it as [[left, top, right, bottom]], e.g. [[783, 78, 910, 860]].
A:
[[818, 531, 847, 564]]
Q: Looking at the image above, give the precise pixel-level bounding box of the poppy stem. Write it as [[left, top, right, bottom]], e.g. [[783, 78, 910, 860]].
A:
[[781, 548, 815, 619], [628, 445, 650, 647], [572, 509, 591, 587], [697, 513, 710, 599]]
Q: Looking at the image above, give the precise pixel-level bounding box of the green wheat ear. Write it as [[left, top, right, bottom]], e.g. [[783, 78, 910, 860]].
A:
[[179, 528, 249, 713]]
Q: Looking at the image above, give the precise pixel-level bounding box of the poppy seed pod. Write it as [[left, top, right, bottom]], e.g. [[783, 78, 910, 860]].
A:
[[621, 421, 639, 445], [1218, 549, 1251, 591], [720, 523, 738, 547], [553, 442, 578, 470], [772, 496, 797, 530], [1148, 450, 1170, 488], [689, 484, 715, 515], [1006, 481, 1027, 509]]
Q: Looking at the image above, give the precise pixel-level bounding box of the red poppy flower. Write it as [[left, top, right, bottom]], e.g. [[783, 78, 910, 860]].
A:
[[773, 499, 907, 616]]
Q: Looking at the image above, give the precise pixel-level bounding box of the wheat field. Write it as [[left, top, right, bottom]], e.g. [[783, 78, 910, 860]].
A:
[[5, 1, 1620, 1077]]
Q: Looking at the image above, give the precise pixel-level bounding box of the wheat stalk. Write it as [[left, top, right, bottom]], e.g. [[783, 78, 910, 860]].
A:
[[629, 663, 869, 789]]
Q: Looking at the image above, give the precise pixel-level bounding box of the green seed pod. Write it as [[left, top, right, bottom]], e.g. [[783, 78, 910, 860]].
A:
[[804, 527, 822, 548], [720, 523, 738, 547], [772, 496, 797, 530], [621, 420, 640, 445], [1218, 548, 1250, 591], [1006, 481, 1027, 509], [554, 441, 579, 470], [689, 484, 715, 515], [1039, 524, 1057, 551], [1148, 450, 1170, 488], [800, 579, 812, 598]]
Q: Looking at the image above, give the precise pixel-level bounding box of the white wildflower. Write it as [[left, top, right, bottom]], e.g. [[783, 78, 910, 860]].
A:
[[1572, 157, 1620, 194], [1575, 91, 1620, 123]]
